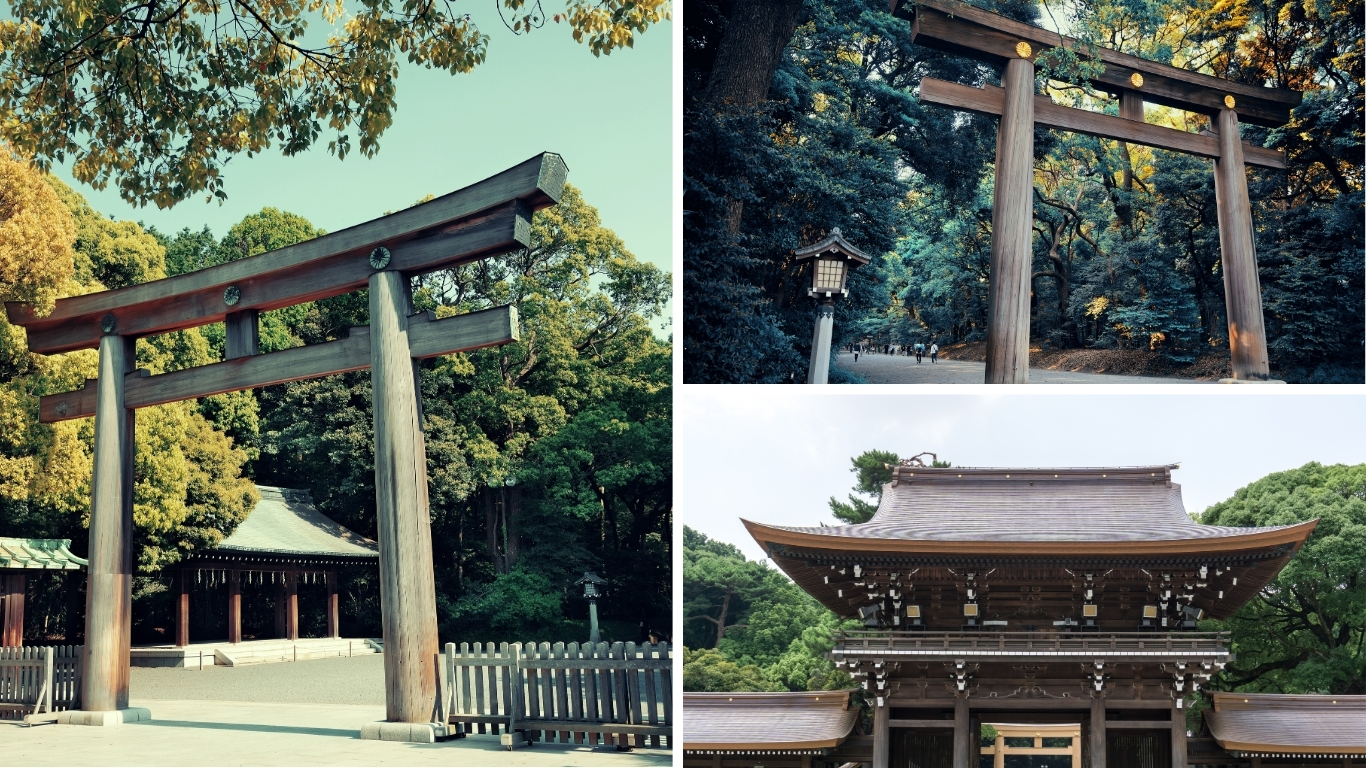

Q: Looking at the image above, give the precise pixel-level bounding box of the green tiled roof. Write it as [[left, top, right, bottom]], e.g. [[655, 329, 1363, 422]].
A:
[[0, 538, 88, 570], [216, 486, 379, 558]]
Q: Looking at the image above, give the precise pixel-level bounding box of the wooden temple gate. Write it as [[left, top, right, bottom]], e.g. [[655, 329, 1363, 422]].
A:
[[894, 0, 1301, 383], [4, 153, 568, 737]]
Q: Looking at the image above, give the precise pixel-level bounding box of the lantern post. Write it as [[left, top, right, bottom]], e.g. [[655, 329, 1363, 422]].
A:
[[793, 228, 870, 384], [576, 571, 607, 643]]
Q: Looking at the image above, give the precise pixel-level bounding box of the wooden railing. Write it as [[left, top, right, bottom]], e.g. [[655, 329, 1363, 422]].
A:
[[837, 631, 1229, 656], [0, 645, 82, 722], [443, 641, 671, 750]]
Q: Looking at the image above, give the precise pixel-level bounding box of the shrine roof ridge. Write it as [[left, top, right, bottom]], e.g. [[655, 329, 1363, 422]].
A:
[[0, 537, 88, 571], [683, 690, 858, 751], [212, 485, 379, 559], [1206, 693, 1366, 754]]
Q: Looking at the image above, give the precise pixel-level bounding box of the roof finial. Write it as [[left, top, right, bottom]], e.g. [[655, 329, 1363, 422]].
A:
[[830, 226, 842, 237]]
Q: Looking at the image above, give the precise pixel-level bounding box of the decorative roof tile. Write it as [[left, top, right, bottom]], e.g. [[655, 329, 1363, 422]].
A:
[[0, 538, 87, 570], [1206, 692, 1366, 754], [683, 690, 859, 751]]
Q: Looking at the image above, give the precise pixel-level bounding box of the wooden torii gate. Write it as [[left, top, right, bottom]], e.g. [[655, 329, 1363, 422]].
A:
[[894, 0, 1302, 383], [4, 153, 567, 739]]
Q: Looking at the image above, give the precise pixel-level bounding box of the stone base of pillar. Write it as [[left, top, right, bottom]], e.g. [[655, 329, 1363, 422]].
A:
[[1218, 378, 1287, 384], [359, 721, 450, 743], [56, 707, 152, 726]]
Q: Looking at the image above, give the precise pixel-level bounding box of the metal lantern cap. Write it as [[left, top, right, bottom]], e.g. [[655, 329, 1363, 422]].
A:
[[576, 571, 607, 598], [793, 227, 871, 299]]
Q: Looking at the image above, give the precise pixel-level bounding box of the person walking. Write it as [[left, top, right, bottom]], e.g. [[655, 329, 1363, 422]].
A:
[[914, 342, 924, 363], [930, 342, 939, 363]]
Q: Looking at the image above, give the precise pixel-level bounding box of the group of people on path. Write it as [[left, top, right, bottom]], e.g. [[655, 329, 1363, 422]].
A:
[[848, 341, 938, 363]]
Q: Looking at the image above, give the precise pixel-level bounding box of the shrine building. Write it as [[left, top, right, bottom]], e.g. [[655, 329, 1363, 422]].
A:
[[703, 463, 1362, 768]]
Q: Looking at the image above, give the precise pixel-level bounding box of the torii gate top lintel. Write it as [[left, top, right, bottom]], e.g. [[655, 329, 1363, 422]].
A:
[[891, 0, 1301, 128], [5, 151, 567, 355]]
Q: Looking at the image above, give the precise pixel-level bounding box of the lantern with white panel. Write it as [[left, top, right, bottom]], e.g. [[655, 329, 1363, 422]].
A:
[[793, 227, 870, 384]]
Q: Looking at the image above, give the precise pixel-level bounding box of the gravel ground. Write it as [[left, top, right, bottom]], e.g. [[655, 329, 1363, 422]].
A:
[[835, 352, 1211, 384], [130, 654, 388, 705]]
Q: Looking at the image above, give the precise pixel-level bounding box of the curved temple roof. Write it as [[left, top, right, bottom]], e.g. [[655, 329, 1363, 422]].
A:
[[746, 465, 1316, 556], [1205, 693, 1366, 756], [214, 486, 379, 559], [683, 690, 859, 752], [0, 538, 88, 571]]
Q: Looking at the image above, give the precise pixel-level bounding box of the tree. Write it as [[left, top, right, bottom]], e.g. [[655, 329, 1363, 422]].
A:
[[1199, 462, 1366, 695], [827, 450, 950, 524], [0, 0, 670, 208], [684, 528, 770, 647], [683, 647, 782, 692]]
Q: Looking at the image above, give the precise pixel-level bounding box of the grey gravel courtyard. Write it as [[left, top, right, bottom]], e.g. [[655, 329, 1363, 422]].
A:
[[1, 656, 672, 767], [834, 351, 1213, 384]]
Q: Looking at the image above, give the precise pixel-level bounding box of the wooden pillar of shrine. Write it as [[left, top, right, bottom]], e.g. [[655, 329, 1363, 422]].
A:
[[82, 333, 137, 713], [285, 571, 299, 641], [369, 269, 441, 724], [275, 576, 288, 638], [173, 569, 190, 647], [1212, 108, 1271, 380], [984, 55, 1036, 384], [2, 573, 25, 646], [953, 696, 971, 768], [871, 703, 889, 768], [326, 571, 339, 638], [1090, 696, 1107, 768], [227, 570, 242, 644], [1171, 702, 1187, 768]]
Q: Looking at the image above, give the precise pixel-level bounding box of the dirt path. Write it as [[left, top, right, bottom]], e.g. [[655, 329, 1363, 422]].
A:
[[835, 352, 1213, 384]]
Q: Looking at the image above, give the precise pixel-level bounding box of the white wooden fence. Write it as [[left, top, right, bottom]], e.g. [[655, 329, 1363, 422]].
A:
[[444, 641, 672, 749], [0, 645, 82, 721]]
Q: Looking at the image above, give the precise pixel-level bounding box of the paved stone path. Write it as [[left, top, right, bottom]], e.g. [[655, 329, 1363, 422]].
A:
[[2, 657, 670, 766], [835, 352, 1213, 384]]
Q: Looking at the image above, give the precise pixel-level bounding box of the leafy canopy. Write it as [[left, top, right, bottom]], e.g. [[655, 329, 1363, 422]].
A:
[[0, 0, 670, 208]]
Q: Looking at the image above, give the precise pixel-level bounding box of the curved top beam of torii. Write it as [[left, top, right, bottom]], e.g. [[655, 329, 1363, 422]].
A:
[[5, 152, 567, 355], [892, 0, 1302, 128]]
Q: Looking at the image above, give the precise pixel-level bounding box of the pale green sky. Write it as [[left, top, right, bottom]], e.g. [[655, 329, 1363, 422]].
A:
[[49, 11, 673, 334]]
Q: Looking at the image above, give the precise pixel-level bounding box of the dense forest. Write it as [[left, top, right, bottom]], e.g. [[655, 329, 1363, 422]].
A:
[[683, 455, 1366, 725], [683, 0, 1364, 383], [0, 151, 672, 646]]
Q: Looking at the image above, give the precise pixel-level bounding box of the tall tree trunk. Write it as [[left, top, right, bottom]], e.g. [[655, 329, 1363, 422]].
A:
[[712, 592, 732, 648], [482, 487, 505, 575], [505, 487, 522, 570], [702, 0, 805, 235]]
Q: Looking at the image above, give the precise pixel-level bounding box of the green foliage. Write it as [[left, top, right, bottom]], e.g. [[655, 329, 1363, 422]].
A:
[[828, 449, 899, 524], [447, 567, 565, 636], [683, 526, 858, 694], [683, 648, 783, 692], [1199, 462, 1366, 695], [0, 0, 669, 208]]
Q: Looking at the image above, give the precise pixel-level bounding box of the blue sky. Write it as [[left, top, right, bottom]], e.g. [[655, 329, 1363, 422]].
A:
[[48, 12, 673, 333], [679, 391, 1366, 561]]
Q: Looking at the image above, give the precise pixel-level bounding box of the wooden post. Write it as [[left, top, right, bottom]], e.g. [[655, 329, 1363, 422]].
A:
[[1171, 701, 1187, 768], [807, 301, 835, 385], [954, 696, 971, 768], [1091, 696, 1106, 768], [994, 733, 1005, 768], [174, 570, 190, 647], [1211, 108, 1271, 380], [983, 55, 1036, 384], [370, 269, 441, 724], [1119, 90, 1144, 122], [872, 702, 890, 768], [2, 573, 25, 646], [82, 334, 136, 712], [275, 576, 288, 639], [326, 570, 339, 638], [286, 571, 299, 641], [227, 570, 241, 644], [225, 310, 260, 360], [1071, 727, 1082, 768]]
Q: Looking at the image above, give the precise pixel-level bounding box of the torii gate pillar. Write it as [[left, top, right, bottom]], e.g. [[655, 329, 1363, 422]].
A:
[[1212, 109, 1271, 380], [77, 333, 150, 725], [984, 56, 1036, 384], [366, 269, 442, 729]]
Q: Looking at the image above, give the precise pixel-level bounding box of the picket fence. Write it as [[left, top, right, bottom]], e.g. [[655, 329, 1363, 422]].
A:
[[444, 641, 671, 748], [0, 645, 82, 721]]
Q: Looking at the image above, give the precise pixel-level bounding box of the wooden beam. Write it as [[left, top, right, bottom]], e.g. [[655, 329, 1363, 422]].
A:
[[13, 195, 530, 355], [889, 718, 954, 728], [918, 78, 1287, 169], [225, 310, 260, 360], [2, 573, 25, 647], [902, 0, 1300, 127], [227, 570, 241, 644], [873, 705, 890, 768], [285, 571, 299, 641], [326, 571, 339, 639], [39, 305, 518, 423], [1213, 109, 1272, 380], [175, 570, 190, 647], [953, 696, 971, 768], [1091, 697, 1106, 768], [1104, 720, 1175, 729]]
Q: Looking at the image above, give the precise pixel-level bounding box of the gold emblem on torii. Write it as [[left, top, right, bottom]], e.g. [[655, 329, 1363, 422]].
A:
[[1015, 41, 1032, 58]]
